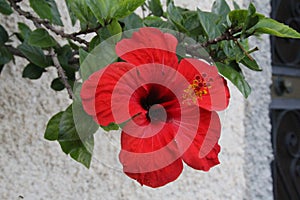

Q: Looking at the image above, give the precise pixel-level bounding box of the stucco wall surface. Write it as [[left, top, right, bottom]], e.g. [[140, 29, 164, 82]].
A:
[[0, 0, 272, 200]]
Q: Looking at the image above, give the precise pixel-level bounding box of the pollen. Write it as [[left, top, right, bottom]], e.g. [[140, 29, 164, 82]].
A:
[[183, 74, 213, 105]]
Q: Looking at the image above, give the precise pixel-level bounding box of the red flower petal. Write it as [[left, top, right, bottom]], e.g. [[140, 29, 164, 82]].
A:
[[181, 110, 221, 171], [80, 62, 135, 126], [124, 159, 183, 188], [116, 27, 179, 68], [178, 58, 230, 111]]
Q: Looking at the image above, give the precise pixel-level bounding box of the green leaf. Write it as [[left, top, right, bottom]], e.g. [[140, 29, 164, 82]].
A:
[[242, 3, 259, 33], [211, 0, 230, 18], [143, 16, 173, 29], [28, 28, 57, 48], [29, 0, 63, 26], [22, 63, 46, 79], [182, 12, 204, 36], [121, 13, 143, 30], [98, 19, 122, 43], [73, 84, 99, 139], [85, 0, 109, 25], [56, 45, 77, 77], [65, 0, 78, 25], [58, 104, 94, 168], [101, 122, 119, 131], [51, 78, 65, 91], [148, 0, 163, 17], [86, 0, 144, 24], [240, 56, 262, 71], [251, 17, 300, 38], [216, 62, 251, 98], [59, 105, 80, 141], [0, 0, 13, 15], [18, 43, 52, 68], [112, 0, 145, 19], [18, 23, 32, 41], [0, 46, 13, 65], [167, 1, 187, 32], [80, 41, 117, 81], [228, 10, 248, 27], [198, 9, 221, 39], [0, 64, 4, 74], [233, 1, 240, 10], [79, 48, 88, 65], [0, 24, 8, 45], [65, 0, 97, 27], [44, 111, 64, 141]]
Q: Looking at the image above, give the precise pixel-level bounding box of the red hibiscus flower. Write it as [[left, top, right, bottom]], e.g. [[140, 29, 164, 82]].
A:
[[80, 27, 230, 188]]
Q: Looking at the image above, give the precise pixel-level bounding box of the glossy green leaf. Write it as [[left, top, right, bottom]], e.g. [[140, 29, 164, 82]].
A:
[[0, 24, 8, 45], [28, 29, 57, 48], [18, 23, 32, 41], [0, 0, 13, 15], [216, 62, 251, 98], [242, 3, 259, 33], [98, 19, 122, 43], [86, 0, 144, 24], [0, 64, 4, 74], [65, 0, 78, 25], [18, 43, 52, 68], [211, 0, 230, 18], [29, 0, 63, 25], [198, 9, 221, 39], [58, 104, 94, 168], [143, 16, 173, 29], [148, 0, 163, 17], [56, 45, 78, 77], [73, 84, 99, 140], [112, 0, 145, 19], [122, 13, 143, 30], [80, 41, 117, 81], [22, 63, 46, 79], [240, 56, 262, 71], [59, 105, 80, 141], [167, 1, 187, 32], [228, 9, 248, 27], [44, 111, 64, 141], [233, 1, 240, 10], [183, 12, 204, 36], [101, 122, 119, 131], [65, 0, 96, 26], [51, 78, 65, 91], [251, 17, 300, 38], [85, 0, 109, 25], [0, 46, 13, 65]]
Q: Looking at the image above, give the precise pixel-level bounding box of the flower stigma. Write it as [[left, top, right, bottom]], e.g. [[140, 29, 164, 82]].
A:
[[183, 74, 213, 105]]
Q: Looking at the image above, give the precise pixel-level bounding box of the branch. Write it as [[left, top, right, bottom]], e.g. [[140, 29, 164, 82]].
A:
[[71, 24, 103, 36], [186, 28, 242, 57], [50, 49, 75, 99], [8, 0, 89, 47], [5, 45, 79, 70]]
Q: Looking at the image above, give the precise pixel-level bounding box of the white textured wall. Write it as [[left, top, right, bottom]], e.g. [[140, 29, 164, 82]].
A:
[[0, 0, 272, 199]]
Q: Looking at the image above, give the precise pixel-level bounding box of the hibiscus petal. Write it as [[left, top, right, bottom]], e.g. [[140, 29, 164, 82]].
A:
[[178, 58, 230, 111], [80, 62, 136, 126], [181, 110, 221, 171], [116, 27, 179, 68], [123, 159, 183, 188]]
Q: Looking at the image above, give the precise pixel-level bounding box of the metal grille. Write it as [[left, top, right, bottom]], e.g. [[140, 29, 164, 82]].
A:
[[271, 0, 300, 199]]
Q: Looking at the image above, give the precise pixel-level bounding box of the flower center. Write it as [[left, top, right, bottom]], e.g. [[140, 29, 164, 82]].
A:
[[183, 74, 213, 105], [148, 104, 167, 122]]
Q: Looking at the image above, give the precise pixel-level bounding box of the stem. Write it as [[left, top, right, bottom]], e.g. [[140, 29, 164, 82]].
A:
[[5, 45, 79, 70], [186, 28, 242, 57], [8, 0, 89, 47], [50, 49, 75, 99]]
